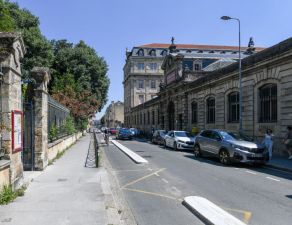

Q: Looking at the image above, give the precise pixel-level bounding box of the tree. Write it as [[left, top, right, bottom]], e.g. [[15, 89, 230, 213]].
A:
[[0, 0, 15, 31]]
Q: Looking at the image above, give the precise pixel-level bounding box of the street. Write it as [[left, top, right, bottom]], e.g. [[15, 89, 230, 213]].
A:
[[103, 138, 292, 225]]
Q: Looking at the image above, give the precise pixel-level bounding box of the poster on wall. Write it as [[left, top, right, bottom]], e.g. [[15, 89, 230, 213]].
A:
[[12, 110, 23, 153]]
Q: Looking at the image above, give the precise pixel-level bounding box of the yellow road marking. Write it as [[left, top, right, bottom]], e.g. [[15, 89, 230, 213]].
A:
[[121, 168, 166, 189], [123, 187, 183, 202], [223, 207, 252, 224]]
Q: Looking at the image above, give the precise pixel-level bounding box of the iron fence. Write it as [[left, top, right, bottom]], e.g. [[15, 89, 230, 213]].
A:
[[48, 96, 70, 142]]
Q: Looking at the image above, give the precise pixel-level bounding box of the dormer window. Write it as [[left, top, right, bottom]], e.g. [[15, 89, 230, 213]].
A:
[[197, 50, 203, 53], [161, 49, 167, 56], [220, 51, 226, 54], [232, 51, 237, 54], [186, 50, 192, 53], [193, 60, 202, 71], [149, 49, 156, 56], [137, 48, 144, 56], [209, 50, 215, 53]]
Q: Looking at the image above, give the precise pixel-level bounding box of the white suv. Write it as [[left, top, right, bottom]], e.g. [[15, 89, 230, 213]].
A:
[[164, 131, 195, 151]]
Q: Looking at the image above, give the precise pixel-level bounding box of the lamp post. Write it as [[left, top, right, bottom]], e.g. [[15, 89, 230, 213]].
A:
[[221, 16, 242, 133]]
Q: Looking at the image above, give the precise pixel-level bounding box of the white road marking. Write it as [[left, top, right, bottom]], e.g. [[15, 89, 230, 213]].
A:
[[154, 172, 160, 177], [162, 178, 169, 184], [245, 170, 257, 175], [266, 177, 280, 182]]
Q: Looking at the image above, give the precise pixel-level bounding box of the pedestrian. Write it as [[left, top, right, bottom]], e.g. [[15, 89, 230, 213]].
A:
[[284, 126, 292, 159], [263, 129, 274, 162]]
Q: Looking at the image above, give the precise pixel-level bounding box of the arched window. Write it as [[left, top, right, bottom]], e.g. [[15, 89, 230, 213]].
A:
[[193, 60, 202, 71], [207, 97, 215, 123], [228, 92, 239, 123], [259, 84, 277, 122], [191, 102, 198, 123], [149, 49, 156, 56], [161, 49, 167, 56], [137, 48, 144, 56]]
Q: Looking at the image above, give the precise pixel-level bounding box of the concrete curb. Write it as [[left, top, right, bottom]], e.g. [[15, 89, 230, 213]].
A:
[[264, 164, 292, 173], [183, 196, 246, 225], [111, 140, 148, 164]]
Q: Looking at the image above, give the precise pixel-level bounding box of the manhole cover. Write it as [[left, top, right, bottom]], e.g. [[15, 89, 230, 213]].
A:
[[57, 178, 68, 182]]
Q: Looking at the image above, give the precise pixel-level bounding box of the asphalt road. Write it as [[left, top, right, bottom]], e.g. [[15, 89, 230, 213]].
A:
[[103, 137, 292, 225]]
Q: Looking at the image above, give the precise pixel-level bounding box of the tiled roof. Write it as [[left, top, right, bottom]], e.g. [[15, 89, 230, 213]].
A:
[[139, 43, 265, 51]]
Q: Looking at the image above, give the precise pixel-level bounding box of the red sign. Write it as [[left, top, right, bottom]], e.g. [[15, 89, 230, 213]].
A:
[[12, 110, 23, 153], [166, 71, 176, 85]]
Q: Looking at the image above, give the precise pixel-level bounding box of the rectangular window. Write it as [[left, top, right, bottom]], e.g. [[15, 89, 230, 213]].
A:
[[207, 98, 215, 123], [228, 92, 239, 123], [139, 95, 144, 104], [137, 63, 144, 71], [152, 111, 155, 125], [259, 84, 277, 123], [138, 80, 144, 89], [150, 80, 156, 89], [149, 63, 157, 71], [191, 102, 198, 123], [157, 109, 160, 124], [148, 111, 150, 125]]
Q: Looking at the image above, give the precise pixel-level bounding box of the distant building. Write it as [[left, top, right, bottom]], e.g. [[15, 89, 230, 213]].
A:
[[103, 101, 124, 128], [124, 39, 263, 126]]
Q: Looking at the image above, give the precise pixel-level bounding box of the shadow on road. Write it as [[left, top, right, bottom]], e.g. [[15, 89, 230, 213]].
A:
[[183, 153, 292, 181]]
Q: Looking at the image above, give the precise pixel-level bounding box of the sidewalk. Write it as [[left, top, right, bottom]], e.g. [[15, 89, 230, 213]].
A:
[[266, 155, 292, 172], [0, 134, 119, 225]]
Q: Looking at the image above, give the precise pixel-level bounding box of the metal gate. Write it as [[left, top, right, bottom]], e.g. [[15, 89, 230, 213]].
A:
[[22, 101, 35, 170]]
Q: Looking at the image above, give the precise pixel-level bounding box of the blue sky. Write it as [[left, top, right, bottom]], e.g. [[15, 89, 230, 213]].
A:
[[16, 0, 292, 119]]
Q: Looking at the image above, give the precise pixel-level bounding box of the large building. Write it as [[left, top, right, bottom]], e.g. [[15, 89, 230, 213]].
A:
[[124, 37, 292, 154], [123, 38, 263, 125], [102, 101, 124, 128]]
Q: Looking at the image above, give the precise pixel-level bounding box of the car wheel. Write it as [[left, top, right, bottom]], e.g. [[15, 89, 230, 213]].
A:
[[219, 149, 230, 165], [194, 144, 202, 157], [173, 142, 178, 151]]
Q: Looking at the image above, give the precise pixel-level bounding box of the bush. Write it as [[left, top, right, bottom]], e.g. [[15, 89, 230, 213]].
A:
[[65, 116, 75, 135], [0, 185, 15, 205], [49, 124, 58, 141]]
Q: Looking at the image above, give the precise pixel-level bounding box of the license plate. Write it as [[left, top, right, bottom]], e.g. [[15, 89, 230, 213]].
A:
[[252, 153, 262, 157]]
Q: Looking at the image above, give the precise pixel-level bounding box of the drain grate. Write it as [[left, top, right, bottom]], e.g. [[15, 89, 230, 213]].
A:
[[57, 178, 68, 182]]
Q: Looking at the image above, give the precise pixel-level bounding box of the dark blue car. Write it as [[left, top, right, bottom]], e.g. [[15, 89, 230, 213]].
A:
[[116, 128, 132, 140]]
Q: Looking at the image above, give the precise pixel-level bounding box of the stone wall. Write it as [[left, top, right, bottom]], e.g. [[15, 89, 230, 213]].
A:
[[0, 33, 26, 190], [48, 132, 83, 161]]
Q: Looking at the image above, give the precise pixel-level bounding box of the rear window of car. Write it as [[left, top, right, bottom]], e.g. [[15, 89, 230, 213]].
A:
[[200, 130, 212, 138]]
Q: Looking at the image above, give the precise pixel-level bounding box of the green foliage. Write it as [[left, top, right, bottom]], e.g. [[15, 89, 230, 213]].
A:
[[64, 116, 75, 134], [1, 1, 109, 125], [0, 185, 14, 204], [49, 124, 58, 141], [4, 1, 54, 73], [0, 0, 15, 31], [0, 185, 26, 205]]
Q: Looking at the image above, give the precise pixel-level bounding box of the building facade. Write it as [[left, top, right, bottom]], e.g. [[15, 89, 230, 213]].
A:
[[124, 39, 263, 126], [103, 101, 124, 128], [125, 38, 292, 155]]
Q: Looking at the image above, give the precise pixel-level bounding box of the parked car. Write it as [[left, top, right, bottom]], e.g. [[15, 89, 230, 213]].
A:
[[164, 131, 195, 150], [109, 127, 118, 135], [129, 128, 138, 137], [116, 128, 132, 140], [151, 130, 166, 145], [193, 129, 268, 165]]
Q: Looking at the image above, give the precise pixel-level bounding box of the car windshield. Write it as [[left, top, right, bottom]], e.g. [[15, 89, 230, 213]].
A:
[[159, 131, 166, 136], [219, 131, 252, 141], [174, 131, 194, 137]]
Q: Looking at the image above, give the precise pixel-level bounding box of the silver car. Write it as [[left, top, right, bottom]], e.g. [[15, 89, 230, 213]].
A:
[[164, 131, 195, 151], [194, 129, 268, 165]]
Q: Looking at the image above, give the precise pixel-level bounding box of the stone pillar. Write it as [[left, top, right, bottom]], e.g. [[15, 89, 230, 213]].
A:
[[31, 67, 50, 170], [0, 33, 26, 189]]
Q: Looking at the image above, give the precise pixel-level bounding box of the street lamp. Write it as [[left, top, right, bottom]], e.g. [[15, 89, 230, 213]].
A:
[[221, 16, 242, 133]]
